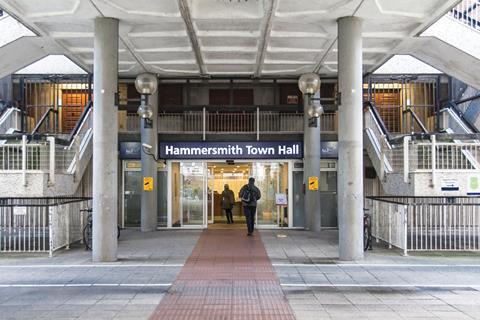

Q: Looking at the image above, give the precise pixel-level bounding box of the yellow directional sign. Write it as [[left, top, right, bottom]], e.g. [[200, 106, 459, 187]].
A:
[[143, 177, 153, 191], [308, 176, 318, 191]]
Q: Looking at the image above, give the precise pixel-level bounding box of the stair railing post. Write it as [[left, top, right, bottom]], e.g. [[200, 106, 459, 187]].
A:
[[380, 135, 386, 181], [403, 136, 410, 183], [431, 135, 436, 187], [22, 134, 27, 186], [47, 136, 55, 185], [74, 135, 80, 181]]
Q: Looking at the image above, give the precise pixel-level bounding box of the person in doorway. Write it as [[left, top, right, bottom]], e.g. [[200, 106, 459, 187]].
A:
[[239, 177, 261, 236], [221, 184, 235, 224]]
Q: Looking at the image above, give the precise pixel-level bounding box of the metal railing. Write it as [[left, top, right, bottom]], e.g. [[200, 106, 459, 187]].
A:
[[367, 196, 480, 255], [122, 109, 338, 136], [0, 136, 76, 185], [449, 0, 480, 31], [0, 107, 22, 134], [364, 102, 480, 185], [0, 197, 91, 256]]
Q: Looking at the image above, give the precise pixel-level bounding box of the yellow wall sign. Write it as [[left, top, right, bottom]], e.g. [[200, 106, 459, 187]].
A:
[[143, 177, 153, 191], [308, 176, 318, 191]]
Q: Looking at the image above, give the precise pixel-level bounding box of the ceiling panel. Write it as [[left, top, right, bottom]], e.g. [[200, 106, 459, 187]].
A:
[[0, 0, 460, 77]]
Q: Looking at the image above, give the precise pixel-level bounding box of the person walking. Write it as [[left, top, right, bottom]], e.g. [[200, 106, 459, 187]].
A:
[[221, 184, 235, 224], [239, 177, 261, 236]]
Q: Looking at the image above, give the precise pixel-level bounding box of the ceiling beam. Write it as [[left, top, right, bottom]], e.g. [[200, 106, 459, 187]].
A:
[[254, 0, 277, 78], [178, 0, 206, 76]]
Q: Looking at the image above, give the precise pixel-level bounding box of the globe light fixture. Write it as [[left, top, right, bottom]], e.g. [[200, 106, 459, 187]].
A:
[[135, 73, 158, 95], [307, 104, 324, 119], [137, 104, 153, 119], [298, 73, 321, 95]]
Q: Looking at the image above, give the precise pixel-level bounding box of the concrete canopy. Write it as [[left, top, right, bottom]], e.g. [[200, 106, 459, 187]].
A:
[[0, 0, 460, 77]]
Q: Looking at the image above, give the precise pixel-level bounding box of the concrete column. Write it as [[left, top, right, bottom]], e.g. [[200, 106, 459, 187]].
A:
[[303, 94, 322, 232], [337, 16, 364, 261], [92, 17, 119, 262], [140, 92, 158, 231]]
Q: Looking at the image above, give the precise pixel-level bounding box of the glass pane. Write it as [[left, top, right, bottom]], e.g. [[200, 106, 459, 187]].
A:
[[124, 171, 141, 227], [253, 162, 288, 226], [180, 162, 205, 226], [292, 171, 305, 227], [157, 171, 168, 227], [171, 162, 181, 227]]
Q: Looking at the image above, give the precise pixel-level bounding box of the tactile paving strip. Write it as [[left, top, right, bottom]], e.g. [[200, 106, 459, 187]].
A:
[[149, 229, 295, 320]]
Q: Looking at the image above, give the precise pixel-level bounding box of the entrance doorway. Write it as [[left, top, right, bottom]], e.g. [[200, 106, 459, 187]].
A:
[[169, 161, 290, 228]]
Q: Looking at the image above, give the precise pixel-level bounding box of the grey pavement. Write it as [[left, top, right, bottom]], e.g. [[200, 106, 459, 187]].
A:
[[0, 229, 201, 320], [261, 229, 480, 320], [1, 228, 480, 319]]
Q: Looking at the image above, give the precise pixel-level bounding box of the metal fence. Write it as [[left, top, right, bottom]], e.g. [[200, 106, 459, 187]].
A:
[[367, 196, 480, 255], [122, 110, 337, 135], [0, 197, 91, 256], [0, 135, 76, 187], [22, 76, 91, 134], [449, 0, 480, 31], [365, 77, 438, 134]]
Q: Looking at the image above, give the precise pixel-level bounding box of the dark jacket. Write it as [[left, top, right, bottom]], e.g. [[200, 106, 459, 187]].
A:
[[221, 189, 235, 209], [239, 183, 261, 207]]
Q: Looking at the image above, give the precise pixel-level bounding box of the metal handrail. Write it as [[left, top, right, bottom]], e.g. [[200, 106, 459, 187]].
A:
[[31, 107, 57, 135], [363, 101, 392, 141], [443, 101, 479, 133], [403, 108, 429, 134], [68, 100, 93, 144]]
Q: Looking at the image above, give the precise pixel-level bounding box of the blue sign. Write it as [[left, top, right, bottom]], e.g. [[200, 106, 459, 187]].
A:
[[119, 141, 338, 160], [160, 141, 303, 159], [119, 142, 141, 159]]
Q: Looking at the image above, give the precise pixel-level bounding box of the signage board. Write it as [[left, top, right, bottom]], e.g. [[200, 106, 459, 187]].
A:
[[143, 177, 153, 191], [467, 175, 480, 195], [275, 193, 288, 206], [119, 141, 338, 160], [308, 176, 319, 191], [159, 141, 303, 160], [13, 207, 26, 216], [440, 178, 459, 191], [120, 142, 141, 159]]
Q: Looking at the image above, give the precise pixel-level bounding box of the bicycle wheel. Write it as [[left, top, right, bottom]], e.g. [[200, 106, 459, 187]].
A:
[[83, 223, 93, 251]]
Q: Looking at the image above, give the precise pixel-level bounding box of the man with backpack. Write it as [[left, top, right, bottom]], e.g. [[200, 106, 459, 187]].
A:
[[239, 177, 261, 236]]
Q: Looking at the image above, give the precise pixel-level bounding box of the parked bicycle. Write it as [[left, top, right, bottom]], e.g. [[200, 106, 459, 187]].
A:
[[363, 208, 372, 251], [81, 208, 120, 251]]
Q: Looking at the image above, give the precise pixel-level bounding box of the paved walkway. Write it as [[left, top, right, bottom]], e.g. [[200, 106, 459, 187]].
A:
[[149, 229, 294, 320], [2, 228, 480, 319], [261, 230, 480, 320]]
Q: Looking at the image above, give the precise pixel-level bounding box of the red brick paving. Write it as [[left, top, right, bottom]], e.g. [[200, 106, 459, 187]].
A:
[[149, 229, 295, 320]]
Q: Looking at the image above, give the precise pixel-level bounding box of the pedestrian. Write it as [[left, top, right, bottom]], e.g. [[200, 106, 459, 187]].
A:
[[239, 177, 261, 236], [221, 184, 235, 224]]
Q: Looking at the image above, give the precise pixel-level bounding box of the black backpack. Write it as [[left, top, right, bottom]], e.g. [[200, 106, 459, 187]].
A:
[[241, 186, 252, 202]]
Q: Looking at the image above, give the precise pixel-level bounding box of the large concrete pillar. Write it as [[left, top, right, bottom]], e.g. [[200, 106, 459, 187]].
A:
[[303, 94, 322, 232], [92, 17, 119, 262], [337, 16, 364, 261], [140, 92, 158, 231]]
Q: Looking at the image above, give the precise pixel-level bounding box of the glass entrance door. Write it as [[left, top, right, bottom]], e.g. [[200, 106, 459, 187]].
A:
[[252, 162, 288, 227], [171, 162, 207, 227]]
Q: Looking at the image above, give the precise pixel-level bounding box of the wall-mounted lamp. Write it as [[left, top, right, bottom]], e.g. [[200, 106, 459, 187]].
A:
[[298, 73, 323, 127]]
